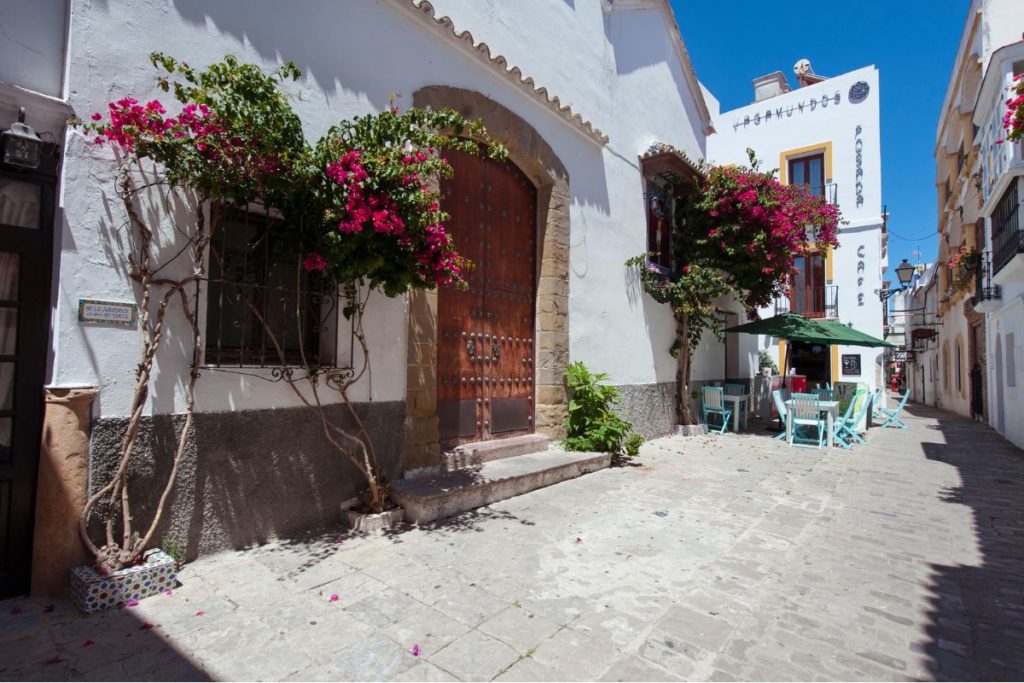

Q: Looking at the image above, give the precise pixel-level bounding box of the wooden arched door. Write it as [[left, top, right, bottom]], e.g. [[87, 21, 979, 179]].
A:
[[437, 150, 537, 447]]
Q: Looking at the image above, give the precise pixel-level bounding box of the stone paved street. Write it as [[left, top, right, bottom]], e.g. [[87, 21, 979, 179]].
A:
[[3, 398, 1024, 681]]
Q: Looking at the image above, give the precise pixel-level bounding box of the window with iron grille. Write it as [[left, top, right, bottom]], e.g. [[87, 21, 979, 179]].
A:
[[992, 179, 1021, 275], [202, 207, 339, 368]]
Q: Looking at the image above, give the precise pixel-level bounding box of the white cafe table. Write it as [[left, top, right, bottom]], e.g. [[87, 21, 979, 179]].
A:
[[784, 399, 839, 448], [722, 393, 749, 433]]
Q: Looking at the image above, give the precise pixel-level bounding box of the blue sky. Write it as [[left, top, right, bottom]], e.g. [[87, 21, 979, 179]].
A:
[[671, 0, 969, 267]]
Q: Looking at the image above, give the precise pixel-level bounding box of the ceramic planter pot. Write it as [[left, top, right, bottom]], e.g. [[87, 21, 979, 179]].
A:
[[69, 548, 177, 613]]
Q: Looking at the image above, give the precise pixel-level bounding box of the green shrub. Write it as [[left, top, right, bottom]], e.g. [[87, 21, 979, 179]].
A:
[[563, 361, 636, 453], [624, 433, 644, 457]]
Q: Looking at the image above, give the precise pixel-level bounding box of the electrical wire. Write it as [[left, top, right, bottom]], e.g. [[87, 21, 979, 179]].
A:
[[887, 228, 938, 242]]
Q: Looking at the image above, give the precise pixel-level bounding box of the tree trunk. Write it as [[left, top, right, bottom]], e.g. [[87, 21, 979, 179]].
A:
[[675, 311, 696, 425]]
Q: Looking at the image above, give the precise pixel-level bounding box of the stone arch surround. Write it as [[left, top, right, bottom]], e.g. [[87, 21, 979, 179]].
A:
[[404, 86, 570, 470]]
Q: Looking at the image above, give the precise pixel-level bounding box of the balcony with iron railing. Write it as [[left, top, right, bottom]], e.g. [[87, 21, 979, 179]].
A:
[[972, 250, 1002, 312], [775, 284, 839, 319], [992, 180, 1022, 276], [794, 183, 838, 206]]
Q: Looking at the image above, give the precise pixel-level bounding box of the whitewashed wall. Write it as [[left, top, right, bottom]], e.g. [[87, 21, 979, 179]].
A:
[[707, 66, 886, 389], [54, 0, 709, 418], [0, 0, 68, 98]]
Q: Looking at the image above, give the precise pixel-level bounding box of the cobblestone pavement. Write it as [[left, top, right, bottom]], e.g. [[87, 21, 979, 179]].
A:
[[3, 398, 1024, 681]]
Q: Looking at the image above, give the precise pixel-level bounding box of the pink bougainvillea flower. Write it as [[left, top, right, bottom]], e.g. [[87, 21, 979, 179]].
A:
[[139, 622, 154, 631], [164, 589, 173, 596], [335, 536, 344, 544], [83, 639, 95, 647], [411, 644, 422, 657], [90, 112, 102, 121], [303, 252, 326, 273], [195, 610, 205, 617], [329, 593, 339, 602], [575, 537, 583, 543], [126, 599, 139, 607]]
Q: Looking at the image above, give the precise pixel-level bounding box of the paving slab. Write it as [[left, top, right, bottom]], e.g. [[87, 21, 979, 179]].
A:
[[3, 399, 1024, 680]]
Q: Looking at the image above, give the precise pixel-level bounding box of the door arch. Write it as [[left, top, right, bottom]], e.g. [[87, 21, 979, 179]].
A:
[[436, 150, 537, 446]]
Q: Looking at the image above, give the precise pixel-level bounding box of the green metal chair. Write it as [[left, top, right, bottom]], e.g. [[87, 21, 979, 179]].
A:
[[701, 386, 732, 434], [771, 388, 790, 441], [789, 394, 826, 449], [836, 390, 871, 445], [877, 389, 911, 429]]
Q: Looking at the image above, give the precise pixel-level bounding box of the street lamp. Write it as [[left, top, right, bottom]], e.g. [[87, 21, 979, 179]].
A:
[[876, 259, 916, 302], [2, 108, 43, 170]]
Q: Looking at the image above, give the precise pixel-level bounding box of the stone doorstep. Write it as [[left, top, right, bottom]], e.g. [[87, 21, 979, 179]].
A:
[[391, 449, 611, 524], [443, 434, 550, 469]]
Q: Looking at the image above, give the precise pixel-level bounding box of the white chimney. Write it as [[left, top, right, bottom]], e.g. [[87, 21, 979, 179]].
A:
[[794, 58, 827, 88], [752, 71, 791, 102]]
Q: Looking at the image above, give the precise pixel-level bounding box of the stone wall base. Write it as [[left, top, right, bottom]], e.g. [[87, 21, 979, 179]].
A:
[[87, 401, 405, 563], [615, 382, 677, 439]]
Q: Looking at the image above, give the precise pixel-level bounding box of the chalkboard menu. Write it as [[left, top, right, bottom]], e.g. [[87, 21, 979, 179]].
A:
[[841, 354, 862, 376]]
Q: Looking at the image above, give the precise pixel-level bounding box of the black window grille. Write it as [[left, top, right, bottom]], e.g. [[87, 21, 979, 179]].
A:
[[201, 207, 340, 368], [992, 180, 1022, 275]]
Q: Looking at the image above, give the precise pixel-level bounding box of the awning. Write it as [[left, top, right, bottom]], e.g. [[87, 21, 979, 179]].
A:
[[723, 312, 895, 348]]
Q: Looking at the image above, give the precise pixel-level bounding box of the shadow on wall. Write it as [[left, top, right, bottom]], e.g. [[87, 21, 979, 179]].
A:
[[910, 402, 1024, 679], [86, 401, 405, 563]]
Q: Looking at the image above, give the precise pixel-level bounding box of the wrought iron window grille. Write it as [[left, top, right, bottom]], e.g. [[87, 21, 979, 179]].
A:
[[197, 205, 354, 383]]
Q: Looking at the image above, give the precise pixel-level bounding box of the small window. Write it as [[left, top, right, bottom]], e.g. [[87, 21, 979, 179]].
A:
[[645, 178, 672, 269], [943, 344, 950, 390], [1008, 333, 1017, 388], [788, 153, 825, 198], [203, 207, 338, 367]]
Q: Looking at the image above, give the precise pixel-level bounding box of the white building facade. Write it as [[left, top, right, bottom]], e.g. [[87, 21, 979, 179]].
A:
[[1, 0, 713, 594], [973, 40, 1024, 449], [707, 63, 887, 392]]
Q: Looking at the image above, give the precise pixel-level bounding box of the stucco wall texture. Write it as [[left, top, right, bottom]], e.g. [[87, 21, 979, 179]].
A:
[[87, 402, 405, 561]]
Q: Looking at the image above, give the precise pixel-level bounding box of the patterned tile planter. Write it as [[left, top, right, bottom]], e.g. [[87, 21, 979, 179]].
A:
[[345, 508, 405, 533], [69, 549, 177, 613], [674, 423, 708, 437]]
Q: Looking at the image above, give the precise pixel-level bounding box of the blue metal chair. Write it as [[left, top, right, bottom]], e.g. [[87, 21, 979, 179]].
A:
[[771, 388, 790, 440], [830, 396, 857, 449], [702, 386, 732, 434], [789, 394, 826, 449], [877, 389, 911, 429], [836, 390, 871, 445]]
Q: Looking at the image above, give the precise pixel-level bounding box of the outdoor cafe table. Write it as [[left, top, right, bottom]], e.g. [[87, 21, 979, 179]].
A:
[[784, 399, 839, 448], [722, 393, 749, 433]]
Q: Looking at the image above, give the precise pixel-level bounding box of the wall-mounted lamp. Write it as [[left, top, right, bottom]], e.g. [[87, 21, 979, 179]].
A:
[[971, 171, 982, 192], [2, 108, 43, 170]]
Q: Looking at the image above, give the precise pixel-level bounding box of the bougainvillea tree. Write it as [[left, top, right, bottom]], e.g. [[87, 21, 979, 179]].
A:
[[627, 150, 841, 425], [76, 53, 503, 573], [999, 73, 1024, 143]]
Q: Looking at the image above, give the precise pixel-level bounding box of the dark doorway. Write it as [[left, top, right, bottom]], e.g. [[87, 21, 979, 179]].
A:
[[436, 150, 537, 447], [790, 341, 831, 387], [0, 166, 56, 598]]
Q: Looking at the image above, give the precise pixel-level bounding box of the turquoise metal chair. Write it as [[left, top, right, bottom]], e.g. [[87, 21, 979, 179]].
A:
[[771, 389, 789, 441], [701, 386, 732, 434], [817, 388, 834, 401], [830, 396, 857, 448], [789, 394, 826, 449], [877, 389, 911, 429], [836, 390, 871, 445], [724, 383, 745, 396], [870, 387, 886, 419]]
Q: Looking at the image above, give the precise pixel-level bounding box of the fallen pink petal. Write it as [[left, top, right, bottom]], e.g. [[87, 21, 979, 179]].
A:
[[139, 622, 154, 630], [195, 610, 205, 617], [9, 607, 21, 615], [576, 537, 583, 543], [329, 593, 339, 602], [411, 644, 421, 657], [164, 589, 173, 596], [83, 639, 95, 647], [126, 599, 139, 607]]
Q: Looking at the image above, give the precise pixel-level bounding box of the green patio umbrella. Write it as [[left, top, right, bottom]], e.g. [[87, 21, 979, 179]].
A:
[[722, 312, 894, 385]]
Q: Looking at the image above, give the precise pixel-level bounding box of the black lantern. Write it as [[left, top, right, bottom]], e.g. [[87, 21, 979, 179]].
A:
[[895, 258, 915, 287], [877, 258, 916, 302], [2, 108, 43, 170]]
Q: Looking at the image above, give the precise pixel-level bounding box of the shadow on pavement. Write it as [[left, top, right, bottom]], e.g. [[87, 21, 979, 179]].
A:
[[909, 401, 1024, 680]]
